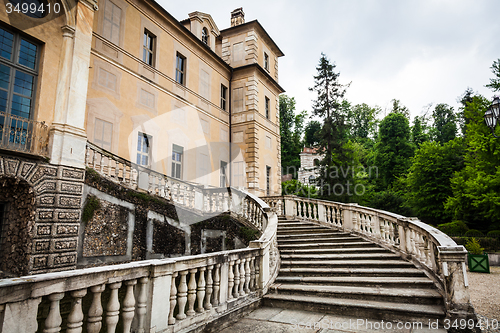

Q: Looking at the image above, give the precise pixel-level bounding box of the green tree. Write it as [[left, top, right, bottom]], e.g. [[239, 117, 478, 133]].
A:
[[374, 112, 414, 189], [445, 94, 500, 230], [431, 103, 457, 144], [405, 139, 465, 225], [389, 99, 410, 119], [279, 95, 305, 178], [411, 115, 430, 147], [309, 53, 352, 201], [304, 120, 322, 147], [348, 103, 381, 142], [486, 58, 500, 92]]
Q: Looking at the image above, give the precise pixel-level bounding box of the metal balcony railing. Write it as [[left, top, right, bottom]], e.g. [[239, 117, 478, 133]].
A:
[[0, 111, 49, 157]]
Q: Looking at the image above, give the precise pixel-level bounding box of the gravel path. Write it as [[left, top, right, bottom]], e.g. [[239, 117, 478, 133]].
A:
[[468, 266, 500, 333]]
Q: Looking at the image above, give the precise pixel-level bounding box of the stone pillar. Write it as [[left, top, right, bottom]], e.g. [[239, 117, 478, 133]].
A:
[[49, 0, 98, 169], [438, 246, 479, 333], [149, 261, 174, 332]]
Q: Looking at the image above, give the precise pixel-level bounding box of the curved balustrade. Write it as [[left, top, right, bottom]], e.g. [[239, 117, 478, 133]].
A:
[[262, 195, 473, 319]]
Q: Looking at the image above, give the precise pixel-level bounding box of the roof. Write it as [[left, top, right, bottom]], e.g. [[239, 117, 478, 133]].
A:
[[220, 20, 285, 57], [301, 147, 319, 154]]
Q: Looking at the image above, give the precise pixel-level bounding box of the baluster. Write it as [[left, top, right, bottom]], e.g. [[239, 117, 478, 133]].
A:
[[239, 259, 246, 296], [213, 263, 220, 306], [67, 289, 87, 333], [244, 258, 251, 294], [255, 258, 260, 291], [176, 271, 188, 320], [105, 282, 122, 333], [87, 284, 105, 333], [43, 292, 65, 333], [168, 272, 178, 325], [205, 265, 213, 310], [186, 268, 197, 316], [196, 267, 206, 312], [122, 279, 137, 333], [233, 259, 240, 298], [228, 261, 234, 300], [136, 277, 148, 333]]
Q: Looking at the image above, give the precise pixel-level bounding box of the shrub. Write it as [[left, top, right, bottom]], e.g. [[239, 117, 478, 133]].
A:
[[437, 221, 469, 235], [487, 230, 500, 238], [281, 180, 317, 198], [464, 229, 484, 237], [239, 227, 259, 242], [465, 237, 484, 255]]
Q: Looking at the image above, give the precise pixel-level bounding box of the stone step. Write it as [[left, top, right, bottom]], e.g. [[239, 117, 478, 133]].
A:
[[280, 260, 414, 269], [278, 236, 364, 244], [275, 276, 436, 289], [277, 227, 336, 234], [279, 247, 390, 255], [269, 284, 443, 306], [279, 253, 401, 261], [278, 241, 375, 249], [278, 267, 427, 278], [262, 293, 445, 323], [278, 232, 351, 239]]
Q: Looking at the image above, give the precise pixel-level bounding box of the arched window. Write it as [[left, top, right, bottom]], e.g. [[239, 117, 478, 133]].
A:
[[309, 175, 316, 184], [201, 28, 208, 45], [313, 158, 320, 166]]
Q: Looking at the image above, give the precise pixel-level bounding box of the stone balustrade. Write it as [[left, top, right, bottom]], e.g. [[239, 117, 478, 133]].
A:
[[262, 195, 474, 321], [0, 208, 278, 333]]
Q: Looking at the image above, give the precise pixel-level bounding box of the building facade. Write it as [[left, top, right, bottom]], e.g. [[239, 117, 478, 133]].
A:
[[297, 147, 320, 185], [0, 1, 283, 275]]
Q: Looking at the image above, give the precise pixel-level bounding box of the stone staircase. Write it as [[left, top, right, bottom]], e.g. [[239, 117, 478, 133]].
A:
[[263, 218, 446, 323]]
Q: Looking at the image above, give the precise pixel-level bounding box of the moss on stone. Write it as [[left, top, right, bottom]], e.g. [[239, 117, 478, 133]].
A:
[[82, 195, 100, 224]]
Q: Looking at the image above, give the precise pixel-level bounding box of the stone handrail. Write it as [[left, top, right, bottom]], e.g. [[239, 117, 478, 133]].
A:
[[0, 197, 278, 333], [262, 195, 473, 321]]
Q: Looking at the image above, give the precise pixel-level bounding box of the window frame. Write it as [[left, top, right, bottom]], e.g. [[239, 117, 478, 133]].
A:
[[142, 29, 155, 67], [220, 160, 228, 187], [175, 52, 186, 85], [266, 165, 271, 196], [0, 26, 40, 121], [220, 84, 227, 111], [103, 0, 121, 45], [265, 96, 270, 119], [94, 118, 113, 151], [201, 27, 209, 45], [136, 132, 152, 167], [171, 144, 183, 179], [264, 52, 269, 71]]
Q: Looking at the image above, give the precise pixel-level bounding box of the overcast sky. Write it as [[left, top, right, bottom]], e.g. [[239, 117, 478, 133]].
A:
[[162, 0, 500, 121]]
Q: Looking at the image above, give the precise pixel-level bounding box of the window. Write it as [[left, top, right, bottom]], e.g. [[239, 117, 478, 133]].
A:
[[140, 89, 154, 109], [220, 84, 227, 110], [98, 68, 117, 91], [175, 53, 186, 85], [143, 30, 155, 66], [265, 96, 270, 119], [264, 53, 269, 71], [103, 0, 121, 45], [0, 27, 39, 148], [233, 161, 244, 187], [233, 42, 244, 62], [94, 118, 113, 151], [136, 132, 151, 166], [201, 28, 208, 45], [233, 87, 243, 112], [171, 144, 183, 179], [200, 70, 209, 99], [266, 166, 271, 195], [220, 161, 228, 187]]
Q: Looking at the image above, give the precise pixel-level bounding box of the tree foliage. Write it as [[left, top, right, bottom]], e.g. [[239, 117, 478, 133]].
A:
[[304, 120, 322, 147], [485, 58, 500, 92], [279, 95, 306, 178], [347, 103, 380, 142], [431, 103, 457, 144]]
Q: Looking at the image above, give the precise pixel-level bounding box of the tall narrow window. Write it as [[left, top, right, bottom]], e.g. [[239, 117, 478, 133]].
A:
[[136, 132, 151, 167], [265, 96, 270, 119], [94, 118, 113, 151], [220, 161, 228, 187], [103, 0, 121, 45], [176, 53, 186, 85], [0, 27, 39, 149], [143, 30, 155, 66], [233, 161, 244, 187], [220, 84, 227, 110], [201, 28, 208, 45], [266, 166, 271, 195], [264, 52, 269, 71], [172, 144, 183, 179], [233, 87, 243, 112]]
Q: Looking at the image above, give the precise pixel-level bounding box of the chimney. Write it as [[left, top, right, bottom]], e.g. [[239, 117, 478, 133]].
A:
[[231, 8, 245, 27]]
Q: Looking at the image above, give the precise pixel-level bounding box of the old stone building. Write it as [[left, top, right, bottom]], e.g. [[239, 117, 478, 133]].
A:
[[297, 147, 321, 185], [0, 1, 284, 275]]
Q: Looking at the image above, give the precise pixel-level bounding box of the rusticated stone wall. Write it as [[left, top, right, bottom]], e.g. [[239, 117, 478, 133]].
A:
[[0, 154, 85, 275]]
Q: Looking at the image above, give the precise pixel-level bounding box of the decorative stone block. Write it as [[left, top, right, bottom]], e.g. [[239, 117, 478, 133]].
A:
[[35, 241, 50, 252], [37, 225, 52, 236], [54, 240, 77, 251], [58, 211, 80, 221], [60, 182, 83, 194], [35, 181, 57, 194], [53, 254, 76, 265], [33, 256, 48, 268], [62, 168, 84, 180], [20, 162, 36, 178], [30, 166, 57, 184], [6, 159, 19, 176], [38, 211, 54, 220], [38, 195, 56, 205], [59, 196, 81, 207], [57, 224, 78, 235]]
